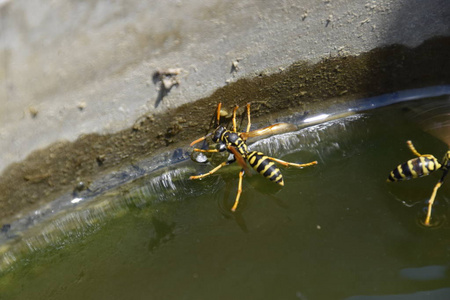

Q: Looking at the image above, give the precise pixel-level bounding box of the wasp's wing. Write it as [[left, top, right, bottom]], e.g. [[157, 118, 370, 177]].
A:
[[227, 145, 251, 175], [240, 123, 298, 141]]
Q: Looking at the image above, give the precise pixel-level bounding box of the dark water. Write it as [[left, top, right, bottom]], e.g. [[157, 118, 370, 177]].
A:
[[1, 96, 450, 300]]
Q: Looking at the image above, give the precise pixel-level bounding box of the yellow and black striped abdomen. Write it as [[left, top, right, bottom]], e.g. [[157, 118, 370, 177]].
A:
[[247, 151, 284, 186], [388, 156, 441, 182]]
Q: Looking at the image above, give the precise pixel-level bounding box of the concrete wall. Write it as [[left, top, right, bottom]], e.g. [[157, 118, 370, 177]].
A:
[[1, 0, 449, 173]]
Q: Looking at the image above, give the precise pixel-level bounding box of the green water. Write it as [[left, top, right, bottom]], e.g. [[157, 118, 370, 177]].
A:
[[1, 97, 450, 300]]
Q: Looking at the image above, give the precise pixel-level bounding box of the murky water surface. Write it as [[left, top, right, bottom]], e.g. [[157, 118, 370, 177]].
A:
[[1, 93, 450, 300]]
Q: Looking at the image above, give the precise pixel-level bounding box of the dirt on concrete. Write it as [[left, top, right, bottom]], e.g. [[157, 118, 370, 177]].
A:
[[1, 36, 450, 223]]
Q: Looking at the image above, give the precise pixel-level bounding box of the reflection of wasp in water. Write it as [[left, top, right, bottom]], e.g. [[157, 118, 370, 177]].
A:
[[387, 100, 450, 226], [189, 103, 318, 212]]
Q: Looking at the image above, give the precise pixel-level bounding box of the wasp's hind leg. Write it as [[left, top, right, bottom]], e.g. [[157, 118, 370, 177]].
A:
[[406, 140, 434, 158], [268, 157, 318, 168], [406, 140, 423, 157]]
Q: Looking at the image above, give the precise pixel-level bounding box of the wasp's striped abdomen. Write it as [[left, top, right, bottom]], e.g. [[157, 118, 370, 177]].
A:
[[388, 156, 441, 182], [247, 151, 284, 186]]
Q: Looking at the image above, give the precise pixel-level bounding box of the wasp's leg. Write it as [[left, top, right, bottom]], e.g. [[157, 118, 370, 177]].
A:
[[246, 103, 251, 133], [423, 181, 442, 226], [423, 170, 448, 226], [268, 157, 318, 168], [216, 102, 222, 124], [231, 169, 245, 212], [189, 161, 228, 180], [193, 148, 220, 153], [190, 133, 213, 147], [406, 140, 423, 157], [232, 105, 239, 133], [406, 140, 436, 159]]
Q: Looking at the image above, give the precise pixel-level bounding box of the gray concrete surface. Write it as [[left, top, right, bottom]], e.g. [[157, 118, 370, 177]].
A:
[[1, 0, 449, 173]]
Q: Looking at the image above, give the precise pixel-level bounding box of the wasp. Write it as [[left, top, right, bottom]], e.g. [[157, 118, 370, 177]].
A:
[[189, 103, 318, 212], [387, 140, 450, 226]]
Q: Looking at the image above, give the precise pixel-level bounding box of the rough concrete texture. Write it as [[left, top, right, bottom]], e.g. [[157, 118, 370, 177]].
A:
[[1, 0, 449, 173]]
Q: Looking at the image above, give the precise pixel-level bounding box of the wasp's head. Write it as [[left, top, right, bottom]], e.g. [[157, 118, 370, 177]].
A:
[[212, 126, 226, 143]]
